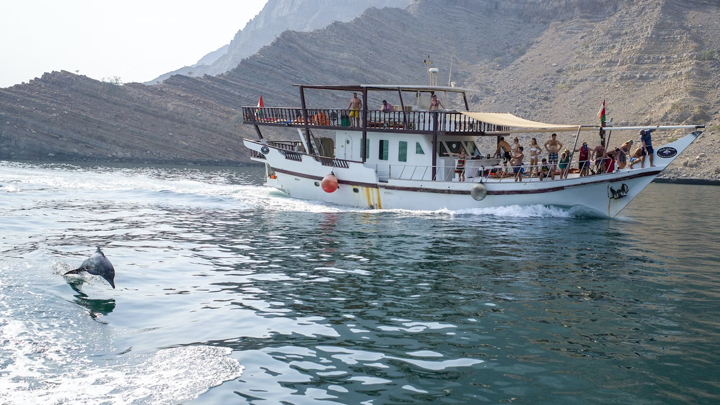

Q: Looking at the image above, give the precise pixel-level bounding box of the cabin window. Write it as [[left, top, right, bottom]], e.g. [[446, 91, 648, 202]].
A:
[[466, 141, 476, 155], [416, 142, 424, 155], [379, 140, 389, 161], [448, 142, 463, 154], [437, 142, 449, 157], [398, 141, 407, 162]]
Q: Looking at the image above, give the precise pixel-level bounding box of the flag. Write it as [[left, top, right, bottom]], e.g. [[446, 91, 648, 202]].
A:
[[255, 95, 264, 118], [598, 100, 606, 126]]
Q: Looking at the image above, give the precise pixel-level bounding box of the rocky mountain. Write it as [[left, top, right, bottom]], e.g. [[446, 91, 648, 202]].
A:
[[1, 0, 718, 178], [147, 0, 413, 84]]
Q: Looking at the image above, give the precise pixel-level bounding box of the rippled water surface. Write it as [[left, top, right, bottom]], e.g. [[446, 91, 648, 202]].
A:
[[1, 162, 719, 404]]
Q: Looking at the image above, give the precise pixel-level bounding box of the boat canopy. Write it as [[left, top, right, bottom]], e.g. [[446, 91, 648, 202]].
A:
[[461, 112, 578, 131], [294, 84, 479, 94]]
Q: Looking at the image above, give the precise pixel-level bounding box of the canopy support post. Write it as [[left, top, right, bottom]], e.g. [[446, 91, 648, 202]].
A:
[[432, 129, 438, 181], [567, 125, 583, 169], [362, 89, 368, 163], [299, 86, 315, 155], [398, 87, 407, 129]]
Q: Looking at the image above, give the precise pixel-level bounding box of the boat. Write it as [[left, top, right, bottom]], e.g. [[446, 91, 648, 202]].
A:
[[241, 83, 704, 217]]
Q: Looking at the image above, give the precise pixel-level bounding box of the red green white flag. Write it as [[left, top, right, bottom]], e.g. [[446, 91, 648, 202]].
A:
[[255, 95, 264, 117], [598, 100, 606, 126]]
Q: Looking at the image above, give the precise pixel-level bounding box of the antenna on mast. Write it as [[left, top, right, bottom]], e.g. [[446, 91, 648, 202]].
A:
[[423, 55, 436, 86], [448, 37, 456, 87]]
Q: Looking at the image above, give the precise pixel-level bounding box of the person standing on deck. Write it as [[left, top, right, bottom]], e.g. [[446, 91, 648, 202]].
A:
[[529, 138, 541, 176], [496, 136, 512, 172], [511, 146, 525, 182], [630, 127, 659, 168], [577, 142, 590, 177], [450, 148, 468, 182], [428, 94, 444, 111], [348, 93, 362, 127], [544, 133, 563, 180], [559, 149, 571, 179]]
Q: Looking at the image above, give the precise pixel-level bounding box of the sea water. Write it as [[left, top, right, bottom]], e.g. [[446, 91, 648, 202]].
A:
[[0, 161, 719, 404]]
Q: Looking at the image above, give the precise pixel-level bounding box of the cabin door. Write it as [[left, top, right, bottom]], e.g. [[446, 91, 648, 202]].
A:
[[340, 136, 353, 160]]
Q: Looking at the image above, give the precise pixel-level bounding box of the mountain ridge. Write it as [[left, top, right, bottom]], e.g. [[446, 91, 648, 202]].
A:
[[1, 0, 718, 179], [147, 0, 413, 84]]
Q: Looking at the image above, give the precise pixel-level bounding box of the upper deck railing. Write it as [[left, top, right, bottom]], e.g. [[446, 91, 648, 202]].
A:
[[242, 107, 507, 135]]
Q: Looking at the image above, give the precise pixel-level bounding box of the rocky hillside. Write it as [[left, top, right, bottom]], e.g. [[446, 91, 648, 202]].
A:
[[1, 0, 718, 178], [148, 0, 413, 84]]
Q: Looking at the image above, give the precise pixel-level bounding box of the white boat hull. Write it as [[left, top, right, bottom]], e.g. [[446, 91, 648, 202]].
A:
[[245, 132, 700, 217]]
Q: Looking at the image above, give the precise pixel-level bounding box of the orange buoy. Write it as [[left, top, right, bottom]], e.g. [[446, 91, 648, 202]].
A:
[[321, 172, 338, 193]]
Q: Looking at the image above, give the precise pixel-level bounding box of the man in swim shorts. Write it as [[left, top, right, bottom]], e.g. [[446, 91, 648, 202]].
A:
[[511, 146, 524, 182], [544, 133, 563, 180], [496, 136, 512, 172], [348, 93, 362, 127]]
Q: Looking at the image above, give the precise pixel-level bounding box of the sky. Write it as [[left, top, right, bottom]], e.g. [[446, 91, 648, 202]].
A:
[[0, 0, 268, 88]]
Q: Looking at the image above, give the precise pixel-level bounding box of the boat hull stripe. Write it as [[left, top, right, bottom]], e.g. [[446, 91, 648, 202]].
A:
[[272, 167, 661, 195]]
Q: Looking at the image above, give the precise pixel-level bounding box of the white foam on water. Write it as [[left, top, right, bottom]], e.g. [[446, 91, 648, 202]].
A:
[[0, 260, 243, 405], [0, 162, 615, 219], [0, 343, 243, 405]]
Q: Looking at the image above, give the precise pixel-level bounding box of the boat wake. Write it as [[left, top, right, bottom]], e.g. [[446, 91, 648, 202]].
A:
[[0, 260, 243, 405]]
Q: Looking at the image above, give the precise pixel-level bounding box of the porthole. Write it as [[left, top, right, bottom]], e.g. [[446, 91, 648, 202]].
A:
[[353, 187, 359, 193], [314, 181, 320, 187]]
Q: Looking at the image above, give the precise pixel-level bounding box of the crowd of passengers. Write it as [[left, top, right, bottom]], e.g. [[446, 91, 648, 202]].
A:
[[452, 128, 658, 182]]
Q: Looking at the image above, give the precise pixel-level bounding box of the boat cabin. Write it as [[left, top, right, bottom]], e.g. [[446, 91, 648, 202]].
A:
[[242, 84, 510, 181]]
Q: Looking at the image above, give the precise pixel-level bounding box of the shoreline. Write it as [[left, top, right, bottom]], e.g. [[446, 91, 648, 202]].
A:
[[653, 178, 720, 186]]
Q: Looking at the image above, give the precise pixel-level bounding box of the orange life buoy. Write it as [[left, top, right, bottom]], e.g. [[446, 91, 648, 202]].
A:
[[321, 172, 338, 193]]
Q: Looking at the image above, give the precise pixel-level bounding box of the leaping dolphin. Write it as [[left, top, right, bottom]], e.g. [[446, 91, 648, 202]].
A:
[[65, 247, 116, 289]]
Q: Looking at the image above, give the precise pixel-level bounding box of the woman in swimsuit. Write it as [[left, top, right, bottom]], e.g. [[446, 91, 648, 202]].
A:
[[428, 94, 444, 111], [528, 138, 540, 176], [559, 148, 571, 179], [618, 140, 633, 169]]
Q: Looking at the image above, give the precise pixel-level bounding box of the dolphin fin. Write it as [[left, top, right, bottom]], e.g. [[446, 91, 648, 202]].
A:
[[64, 268, 84, 275]]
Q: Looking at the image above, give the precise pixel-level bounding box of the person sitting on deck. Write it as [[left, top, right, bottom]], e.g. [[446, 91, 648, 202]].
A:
[[592, 140, 607, 174], [617, 140, 632, 169], [538, 158, 552, 181], [381, 100, 395, 112], [313, 111, 329, 126], [629, 146, 643, 166]]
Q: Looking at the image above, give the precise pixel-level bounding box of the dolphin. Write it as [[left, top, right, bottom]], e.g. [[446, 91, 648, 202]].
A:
[[64, 247, 116, 289]]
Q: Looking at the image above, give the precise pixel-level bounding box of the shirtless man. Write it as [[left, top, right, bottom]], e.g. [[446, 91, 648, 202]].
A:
[[544, 133, 563, 180], [496, 136, 512, 172], [348, 93, 362, 127], [592, 140, 606, 174], [511, 146, 525, 182]]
